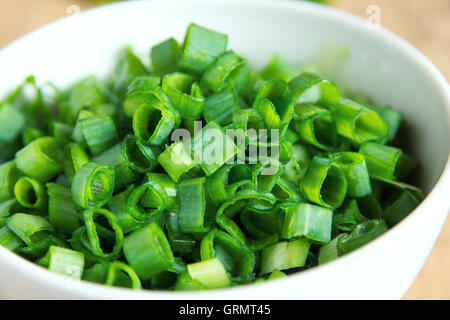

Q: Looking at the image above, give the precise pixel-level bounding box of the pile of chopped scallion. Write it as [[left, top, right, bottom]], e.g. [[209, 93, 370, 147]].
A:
[[0, 24, 423, 290]]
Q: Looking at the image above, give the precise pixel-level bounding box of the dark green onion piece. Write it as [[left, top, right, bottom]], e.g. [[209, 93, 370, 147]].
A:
[[178, 23, 228, 74], [123, 222, 174, 280], [83, 208, 124, 260], [47, 183, 79, 234], [260, 239, 311, 275], [293, 103, 337, 151], [151, 38, 180, 76], [301, 156, 347, 210], [200, 229, 255, 279], [122, 135, 159, 173], [202, 85, 240, 126], [185, 258, 231, 289], [333, 152, 372, 198], [177, 177, 210, 233], [338, 219, 388, 254], [6, 213, 54, 245], [19, 234, 67, 259], [0, 161, 23, 202], [0, 103, 26, 143], [253, 79, 293, 137], [0, 226, 24, 251], [383, 190, 420, 227], [162, 72, 204, 120], [14, 176, 47, 210], [105, 261, 142, 289], [318, 233, 347, 265], [38, 245, 84, 279], [79, 115, 119, 155], [288, 73, 339, 110], [71, 162, 115, 209], [127, 181, 168, 221], [112, 47, 147, 96], [201, 50, 246, 92], [15, 136, 63, 183], [83, 263, 108, 284], [332, 99, 388, 145], [333, 199, 367, 232], [282, 203, 333, 243]]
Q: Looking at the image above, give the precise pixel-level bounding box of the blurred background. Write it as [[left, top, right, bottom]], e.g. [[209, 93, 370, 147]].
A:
[[0, 0, 448, 299]]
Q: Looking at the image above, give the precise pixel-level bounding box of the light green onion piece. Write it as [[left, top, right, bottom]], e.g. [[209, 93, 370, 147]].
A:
[[106, 185, 143, 234], [15, 136, 63, 183], [0, 226, 24, 251], [143, 173, 178, 212], [253, 79, 293, 137], [79, 115, 119, 155], [318, 233, 347, 265], [260, 239, 311, 275], [281, 203, 333, 243], [367, 105, 402, 142], [301, 156, 347, 210], [157, 140, 200, 182], [0, 161, 23, 202], [359, 142, 403, 181], [6, 213, 54, 245], [177, 177, 210, 233], [47, 183, 79, 234], [38, 245, 84, 279], [127, 180, 168, 221], [332, 99, 388, 145], [0, 103, 25, 143], [186, 258, 231, 289], [333, 151, 372, 198], [112, 47, 147, 96], [0, 198, 21, 218], [178, 23, 228, 74], [162, 72, 204, 120], [289, 73, 340, 110], [123, 222, 174, 280], [123, 75, 161, 118], [105, 261, 142, 289], [202, 85, 240, 126], [200, 229, 255, 279], [293, 103, 337, 151], [201, 50, 246, 92], [71, 162, 115, 209], [14, 176, 47, 210], [151, 38, 180, 76]]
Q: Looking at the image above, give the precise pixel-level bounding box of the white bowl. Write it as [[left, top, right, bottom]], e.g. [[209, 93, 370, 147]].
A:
[[0, 0, 448, 300]]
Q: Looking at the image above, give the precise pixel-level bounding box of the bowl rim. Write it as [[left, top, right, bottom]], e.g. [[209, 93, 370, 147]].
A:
[[0, 0, 449, 299]]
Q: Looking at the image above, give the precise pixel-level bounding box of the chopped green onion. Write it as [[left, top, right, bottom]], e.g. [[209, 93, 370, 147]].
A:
[[157, 140, 200, 182], [253, 79, 293, 137], [151, 38, 180, 76], [333, 152, 372, 198], [301, 156, 347, 210], [127, 180, 168, 221], [112, 47, 148, 96], [105, 261, 142, 289], [318, 233, 347, 265], [359, 142, 402, 181], [0, 226, 24, 251], [289, 73, 339, 110], [332, 99, 388, 145], [338, 219, 388, 254], [14, 176, 47, 210], [15, 137, 63, 183], [202, 85, 240, 126], [178, 23, 228, 74], [0, 103, 26, 143], [122, 135, 159, 173], [260, 239, 311, 275], [6, 213, 53, 245], [71, 162, 115, 209], [201, 51, 246, 92], [123, 223, 174, 280], [0, 161, 23, 202], [281, 203, 333, 243], [47, 183, 79, 234], [261, 54, 301, 81], [162, 72, 204, 120], [383, 190, 420, 227], [185, 258, 230, 289], [79, 115, 119, 155], [38, 245, 84, 279]]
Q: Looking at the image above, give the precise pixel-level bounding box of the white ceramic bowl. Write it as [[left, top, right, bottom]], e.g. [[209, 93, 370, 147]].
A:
[[0, 0, 448, 300]]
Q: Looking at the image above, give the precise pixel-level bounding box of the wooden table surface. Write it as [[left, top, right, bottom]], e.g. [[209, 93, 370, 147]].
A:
[[0, 0, 448, 299]]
